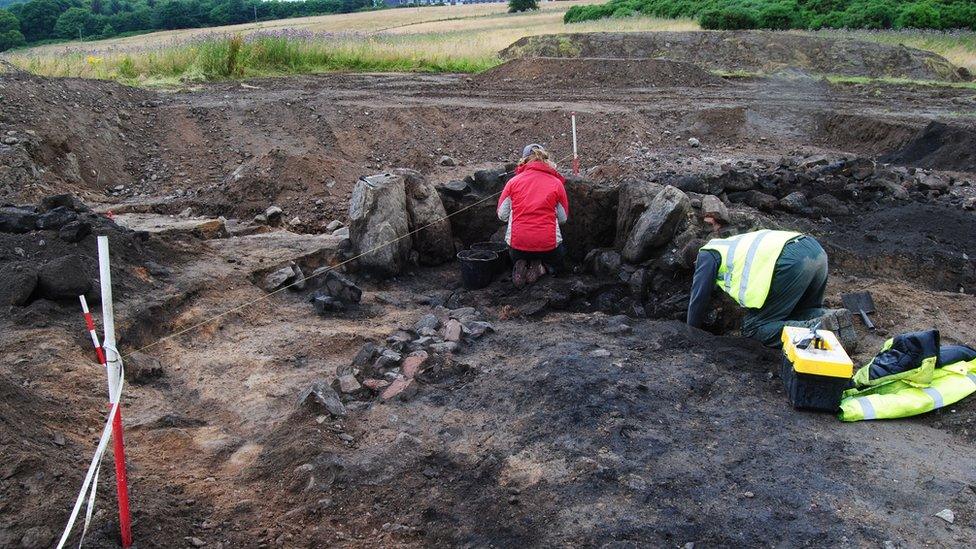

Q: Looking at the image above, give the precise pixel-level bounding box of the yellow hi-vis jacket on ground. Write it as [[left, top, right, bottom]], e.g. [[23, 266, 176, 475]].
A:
[[839, 359, 976, 421], [700, 230, 801, 309]]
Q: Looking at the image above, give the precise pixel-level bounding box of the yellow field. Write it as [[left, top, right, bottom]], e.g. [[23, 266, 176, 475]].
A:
[[16, 1, 696, 58]]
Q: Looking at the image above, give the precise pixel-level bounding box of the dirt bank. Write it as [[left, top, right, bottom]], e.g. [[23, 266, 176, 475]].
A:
[[501, 31, 967, 81], [474, 57, 727, 89]]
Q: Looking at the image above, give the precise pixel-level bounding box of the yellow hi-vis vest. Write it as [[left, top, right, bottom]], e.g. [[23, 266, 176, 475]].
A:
[[839, 359, 976, 421], [700, 230, 802, 309]]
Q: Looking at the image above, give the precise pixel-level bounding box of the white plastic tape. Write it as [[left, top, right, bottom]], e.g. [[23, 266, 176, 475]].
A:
[[56, 353, 125, 549]]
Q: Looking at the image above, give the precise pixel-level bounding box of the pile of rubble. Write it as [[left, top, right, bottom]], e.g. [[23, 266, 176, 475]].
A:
[[302, 307, 493, 417], [0, 194, 147, 307]]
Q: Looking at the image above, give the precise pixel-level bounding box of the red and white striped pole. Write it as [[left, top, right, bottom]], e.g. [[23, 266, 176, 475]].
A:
[[80, 296, 106, 367], [96, 236, 133, 548], [571, 112, 580, 176]]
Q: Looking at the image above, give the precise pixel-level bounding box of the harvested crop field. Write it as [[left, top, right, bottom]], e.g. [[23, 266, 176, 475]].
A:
[[2, 28, 976, 549]]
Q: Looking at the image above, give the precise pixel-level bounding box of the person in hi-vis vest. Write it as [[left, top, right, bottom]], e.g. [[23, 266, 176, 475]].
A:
[[685, 229, 857, 349]]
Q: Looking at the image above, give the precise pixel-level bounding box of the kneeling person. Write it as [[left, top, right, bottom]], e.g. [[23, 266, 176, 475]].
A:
[[497, 144, 570, 288], [685, 230, 855, 348]]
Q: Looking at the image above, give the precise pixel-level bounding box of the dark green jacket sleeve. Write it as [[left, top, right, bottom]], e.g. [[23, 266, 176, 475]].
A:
[[687, 250, 720, 329]]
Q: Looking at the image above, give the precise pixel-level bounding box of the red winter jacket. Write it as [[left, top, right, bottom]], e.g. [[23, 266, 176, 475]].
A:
[[496, 161, 569, 252]]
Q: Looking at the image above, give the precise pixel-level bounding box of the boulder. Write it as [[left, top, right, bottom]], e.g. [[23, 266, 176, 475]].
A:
[[0, 264, 37, 306], [666, 174, 722, 196], [585, 248, 622, 278], [615, 181, 664, 248], [811, 194, 851, 217], [729, 190, 779, 212], [35, 255, 93, 301], [348, 172, 412, 277], [700, 195, 729, 224], [41, 194, 91, 213], [265, 206, 283, 226], [399, 169, 454, 266], [0, 206, 38, 233], [59, 220, 92, 243], [714, 170, 757, 192], [313, 295, 346, 315], [622, 186, 690, 263], [438, 155, 457, 167], [35, 206, 78, 230], [779, 192, 810, 214]]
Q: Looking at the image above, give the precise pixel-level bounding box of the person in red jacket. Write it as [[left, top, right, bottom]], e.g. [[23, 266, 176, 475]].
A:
[[497, 144, 570, 288]]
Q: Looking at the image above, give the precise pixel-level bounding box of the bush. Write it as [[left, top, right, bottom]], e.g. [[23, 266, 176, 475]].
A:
[[0, 28, 25, 51], [757, 3, 802, 29], [699, 7, 759, 29], [896, 1, 940, 28], [508, 0, 538, 13]]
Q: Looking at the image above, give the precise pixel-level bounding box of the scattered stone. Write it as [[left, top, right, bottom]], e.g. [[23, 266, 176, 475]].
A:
[[381, 378, 414, 400], [312, 294, 346, 315], [263, 263, 299, 292], [688, 137, 701, 148], [178, 207, 193, 218], [337, 433, 354, 443], [326, 220, 344, 231], [934, 508, 954, 524], [415, 314, 440, 332], [461, 320, 494, 338], [374, 349, 403, 371], [401, 351, 429, 379], [127, 351, 164, 383], [589, 349, 612, 358], [265, 205, 283, 225], [438, 155, 457, 166], [442, 318, 462, 342], [309, 268, 362, 304], [253, 213, 268, 225], [430, 341, 459, 354], [622, 185, 691, 263], [730, 190, 778, 212], [53, 432, 65, 446], [916, 173, 949, 192], [58, 220, 92, 243], [362, 378, 390, 391], [337, 374, 361, 394], [742, 491, 755, 498], [186, 536, 207, 547], [298, 382, 346, 417]]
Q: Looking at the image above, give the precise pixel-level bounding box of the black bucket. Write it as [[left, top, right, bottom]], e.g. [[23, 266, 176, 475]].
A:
[[471, 241, 510, 274], [457, 249, 498, 290]]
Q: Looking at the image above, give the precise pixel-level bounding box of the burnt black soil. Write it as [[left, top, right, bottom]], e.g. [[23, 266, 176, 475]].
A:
[[882, 121, 976, 173], [243, 311, 975, 547], [818, 202, 976, 293]]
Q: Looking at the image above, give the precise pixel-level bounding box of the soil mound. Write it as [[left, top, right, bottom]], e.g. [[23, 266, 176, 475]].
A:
[[501, 31, 963, 82], [881, 121, 976, 173], [474, 57, 726, 89]]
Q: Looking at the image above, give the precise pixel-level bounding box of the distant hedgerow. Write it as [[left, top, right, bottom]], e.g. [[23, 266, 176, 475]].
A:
[[563, 0, 976, 31]]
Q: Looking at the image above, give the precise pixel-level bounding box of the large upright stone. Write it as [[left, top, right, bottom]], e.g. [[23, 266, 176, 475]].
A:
[[622, 185, 690, 263], [399, 169, 454, 266], [349, 172, 412, 277], [615, 180, 664, 249]]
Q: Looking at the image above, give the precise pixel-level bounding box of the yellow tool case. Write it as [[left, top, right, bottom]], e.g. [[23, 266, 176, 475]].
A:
[[781, 326, 854, 412]]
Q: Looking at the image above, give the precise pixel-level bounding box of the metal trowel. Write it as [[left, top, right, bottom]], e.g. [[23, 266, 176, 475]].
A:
[[841, 291, 876, 330]]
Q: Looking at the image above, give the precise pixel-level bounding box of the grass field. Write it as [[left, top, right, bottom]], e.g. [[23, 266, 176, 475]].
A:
[[2, 2, 974, 85]]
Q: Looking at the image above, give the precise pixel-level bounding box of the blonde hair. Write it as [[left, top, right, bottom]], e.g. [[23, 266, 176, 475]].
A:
[[519, 147, 556, 169]]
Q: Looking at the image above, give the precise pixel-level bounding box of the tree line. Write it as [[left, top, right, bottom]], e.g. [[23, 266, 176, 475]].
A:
[[564, 0, 976, 30], [0, 0, 374, 52]]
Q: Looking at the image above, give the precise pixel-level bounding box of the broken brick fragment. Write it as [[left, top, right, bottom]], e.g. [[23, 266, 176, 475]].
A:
[[381, 378, 413, 400], [402, 351, 429, 379]]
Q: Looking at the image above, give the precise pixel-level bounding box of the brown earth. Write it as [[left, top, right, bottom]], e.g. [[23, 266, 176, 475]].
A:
[[2, 41, 976, 549], [501, 31, 969, 81], [474, 57, 727, 89]]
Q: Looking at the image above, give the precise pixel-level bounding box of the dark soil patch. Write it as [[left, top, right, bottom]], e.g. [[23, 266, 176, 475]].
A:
[[882, 121, 976, 173]]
